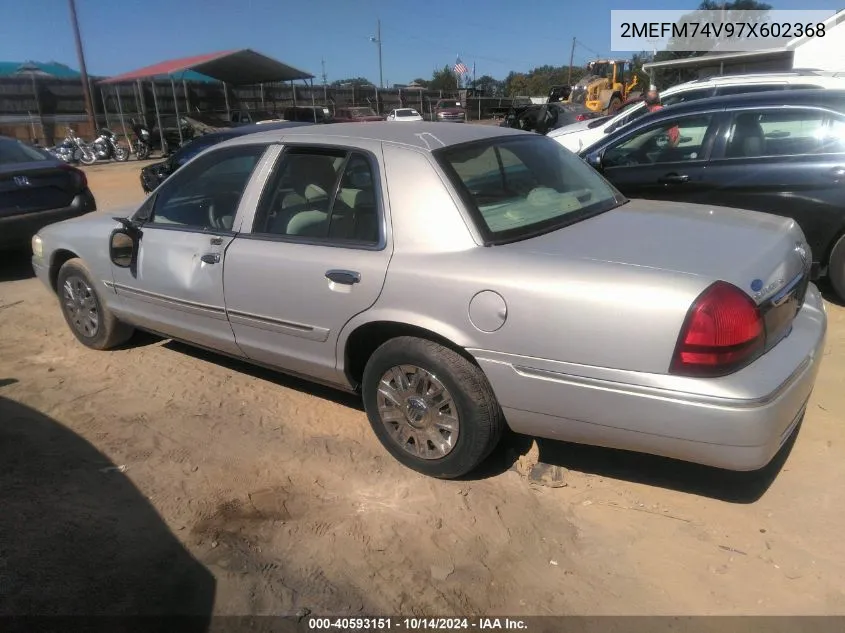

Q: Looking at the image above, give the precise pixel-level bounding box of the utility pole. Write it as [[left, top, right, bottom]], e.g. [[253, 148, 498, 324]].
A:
[[321, 58, 328, 102], [68, 0, 95, 132], [370, 19, 384, 89], [567, 37, 576, 85]]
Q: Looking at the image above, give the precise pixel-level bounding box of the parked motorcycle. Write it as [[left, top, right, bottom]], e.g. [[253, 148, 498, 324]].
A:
[[86, 128, 129, 164], [131, 120, 152, 160], [46, 128, 95, 165]]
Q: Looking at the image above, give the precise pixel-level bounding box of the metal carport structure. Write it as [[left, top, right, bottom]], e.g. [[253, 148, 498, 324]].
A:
[[99, 49, 314, 154]]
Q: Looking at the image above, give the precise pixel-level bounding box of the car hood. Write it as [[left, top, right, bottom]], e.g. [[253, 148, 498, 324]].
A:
[[547, 119, 594, 138], [506, 199, 808, 301], [41, 204, 135, 238]]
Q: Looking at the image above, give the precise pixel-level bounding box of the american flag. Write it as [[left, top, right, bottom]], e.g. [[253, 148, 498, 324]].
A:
[[454, 57, 468, 75]]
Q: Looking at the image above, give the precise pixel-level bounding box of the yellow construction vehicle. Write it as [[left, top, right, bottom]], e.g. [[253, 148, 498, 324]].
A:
[[568, 59, 641, 114]]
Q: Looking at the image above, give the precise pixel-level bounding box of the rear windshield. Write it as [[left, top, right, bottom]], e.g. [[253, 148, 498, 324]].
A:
[[438, 100, 460, 108], [436, 136, 623, 244], [0, 138, 50, 164], [396, 109, 418, 116]]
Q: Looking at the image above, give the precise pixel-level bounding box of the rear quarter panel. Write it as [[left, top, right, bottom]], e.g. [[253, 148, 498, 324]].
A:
[[338, 144, 708, 380]]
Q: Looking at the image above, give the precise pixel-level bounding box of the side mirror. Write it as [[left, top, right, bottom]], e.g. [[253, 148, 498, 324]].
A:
[[585, 150, 605, 171], [109, 229, 136, 268]]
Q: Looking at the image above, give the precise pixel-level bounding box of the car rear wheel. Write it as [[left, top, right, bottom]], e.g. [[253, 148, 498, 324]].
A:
[[829, 234, 845, 303], [362, 336, 505, 479], [57, 258, 134, 350]]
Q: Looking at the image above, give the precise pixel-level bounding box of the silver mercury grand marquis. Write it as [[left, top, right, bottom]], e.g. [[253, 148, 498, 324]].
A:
[[31, 122, 827, 479]]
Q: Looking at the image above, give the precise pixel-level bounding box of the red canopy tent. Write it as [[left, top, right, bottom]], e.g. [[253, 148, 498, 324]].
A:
[[100, 49, 314, 153]]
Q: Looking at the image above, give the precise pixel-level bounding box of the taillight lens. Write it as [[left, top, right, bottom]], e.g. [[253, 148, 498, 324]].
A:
[[670, 281, 764, 377], [59, 164, 87, 191], [576, 114, 590, 121]]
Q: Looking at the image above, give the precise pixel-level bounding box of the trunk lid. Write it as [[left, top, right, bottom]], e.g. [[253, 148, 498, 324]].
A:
[[0, 162, 81, 218], [507, 199, 809, 303]]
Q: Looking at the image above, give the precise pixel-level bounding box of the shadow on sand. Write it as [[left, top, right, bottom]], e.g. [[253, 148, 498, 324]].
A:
[[0, 392, 215, 628]]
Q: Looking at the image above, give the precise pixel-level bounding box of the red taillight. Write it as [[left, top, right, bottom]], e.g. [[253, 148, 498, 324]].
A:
[[59, 164, 87, 190], [670, 281, 764, 377], [576, 114, 590, 121]]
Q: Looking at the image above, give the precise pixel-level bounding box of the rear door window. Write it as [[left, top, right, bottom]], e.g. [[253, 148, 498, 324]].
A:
[[725, 109, 826, 158]]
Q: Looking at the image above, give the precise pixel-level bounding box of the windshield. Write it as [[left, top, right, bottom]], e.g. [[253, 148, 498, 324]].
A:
[[0, 138, 51, 164], [436, 136, 623, 244], [396, 109, 418, 117], [438, 100, 460, 108]]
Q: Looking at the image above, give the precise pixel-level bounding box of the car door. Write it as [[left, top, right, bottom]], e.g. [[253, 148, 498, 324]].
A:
[[222, 142, 392, 385], [697, 106, 845, 268], [593, 111, 722, 201], [109, 143, 270, 356]]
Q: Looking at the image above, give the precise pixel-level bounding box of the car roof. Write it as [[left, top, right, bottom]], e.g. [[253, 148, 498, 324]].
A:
[[216, 121, 529, 152], [659, 88, 845, 116], [664, 71, 845, 94], [609, 89, 845, 135]]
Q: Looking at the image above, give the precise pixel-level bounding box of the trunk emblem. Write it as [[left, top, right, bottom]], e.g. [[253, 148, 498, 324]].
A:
[[751, 279, 763, 292], [13, 175, 31, 186]]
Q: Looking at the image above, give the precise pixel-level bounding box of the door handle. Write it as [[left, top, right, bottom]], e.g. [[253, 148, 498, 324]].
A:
[[325, 270, 361, 285], [210, 236, 223, 245], [200, 253, 220, 264], [658, 173, 690, 184]]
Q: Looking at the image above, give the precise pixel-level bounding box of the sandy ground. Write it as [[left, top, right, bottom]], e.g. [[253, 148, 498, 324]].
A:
[[2, 160, 845, 617]]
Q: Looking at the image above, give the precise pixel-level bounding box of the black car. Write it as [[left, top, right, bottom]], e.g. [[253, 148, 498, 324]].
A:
[[0, 136, 96, 250], [140, 121, 313, 193], [580, 89, 845, 300], [500, 102, 600, 135]]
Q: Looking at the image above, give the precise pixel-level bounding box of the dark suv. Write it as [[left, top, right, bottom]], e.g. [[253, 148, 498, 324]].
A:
[[581, 89, 845, 299]]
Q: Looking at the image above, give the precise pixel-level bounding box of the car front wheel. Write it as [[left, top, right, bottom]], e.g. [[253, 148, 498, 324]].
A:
[[57, 258, 134, 350], [362, 336, 505, 479]]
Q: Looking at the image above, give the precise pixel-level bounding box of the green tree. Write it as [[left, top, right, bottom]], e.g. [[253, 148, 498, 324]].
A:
[[474, 74, 505, 96], [429, 66, 458, 91], [330, 77, 373, 87]]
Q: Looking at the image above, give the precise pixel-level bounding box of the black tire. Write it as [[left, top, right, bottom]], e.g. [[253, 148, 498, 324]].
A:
[[135, 142, 151, 160], [57, 258, 134, 350], [829, 234, 845, 303], [362, 336, 506, 479], [78, 148, 97, 165], [114, 145, 130, 162]]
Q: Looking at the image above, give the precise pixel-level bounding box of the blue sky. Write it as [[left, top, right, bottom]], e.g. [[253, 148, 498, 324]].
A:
[[0, 0, 838, 83]]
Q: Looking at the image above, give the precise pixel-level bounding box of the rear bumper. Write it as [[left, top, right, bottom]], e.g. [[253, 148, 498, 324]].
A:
[[472, 284, 827, 472], [0, 190, 96, 249]]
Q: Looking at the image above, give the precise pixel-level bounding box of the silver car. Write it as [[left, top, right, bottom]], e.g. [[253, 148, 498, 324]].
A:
[[31, 123, 827, 479]]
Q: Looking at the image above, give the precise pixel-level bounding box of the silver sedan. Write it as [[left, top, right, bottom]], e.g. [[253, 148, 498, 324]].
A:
[[31, 122, 827, 478]]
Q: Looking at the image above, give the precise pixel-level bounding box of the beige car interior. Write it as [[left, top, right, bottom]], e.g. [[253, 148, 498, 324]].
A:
[[263, 153, 379, 243]]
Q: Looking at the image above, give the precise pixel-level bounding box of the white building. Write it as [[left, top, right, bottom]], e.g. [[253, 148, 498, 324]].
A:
[[642, 9, 845, 79]]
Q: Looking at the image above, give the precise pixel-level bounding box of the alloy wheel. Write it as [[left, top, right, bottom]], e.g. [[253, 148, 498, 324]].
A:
[[62, 275, 99, 338], [376, 365, 460, 460]]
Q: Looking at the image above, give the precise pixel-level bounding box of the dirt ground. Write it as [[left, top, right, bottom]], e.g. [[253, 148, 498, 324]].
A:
[[2, 160, 845, 617]]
